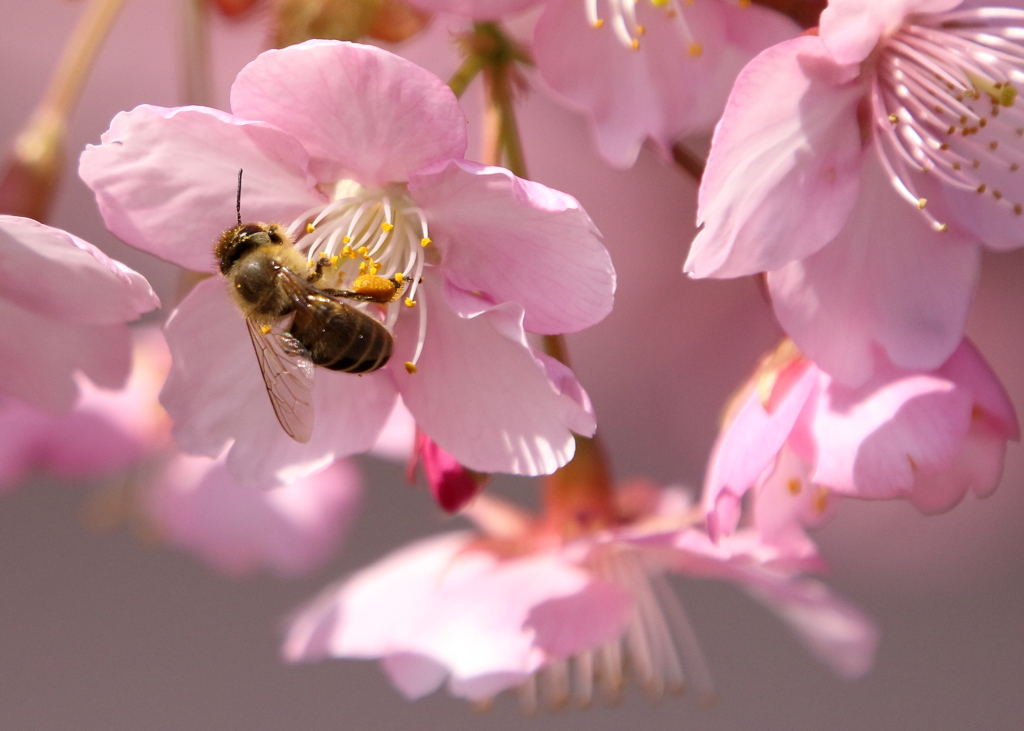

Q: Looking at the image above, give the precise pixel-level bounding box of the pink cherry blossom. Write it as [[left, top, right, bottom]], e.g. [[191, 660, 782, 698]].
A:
[[284, 484, 877, 706], [0, 215, 158, 413], [79, 41, 614, 488], [405, 0, 800, 167], [686, 2, 1024, 384], [703, 338, 1020, 541]]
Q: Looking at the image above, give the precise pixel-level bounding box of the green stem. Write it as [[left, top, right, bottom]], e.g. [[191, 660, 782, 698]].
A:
[[446, 53, 484, 99]]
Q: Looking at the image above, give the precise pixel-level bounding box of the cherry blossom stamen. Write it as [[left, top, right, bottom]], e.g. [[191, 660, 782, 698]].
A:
[[287, 181, 431, 363], [872, 8, 1024, 224]]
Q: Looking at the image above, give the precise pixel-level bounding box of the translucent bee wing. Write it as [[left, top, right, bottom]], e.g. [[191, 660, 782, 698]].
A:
[[246, 317, 316, 443]]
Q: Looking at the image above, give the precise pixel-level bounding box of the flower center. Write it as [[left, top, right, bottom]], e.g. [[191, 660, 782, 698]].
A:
[[286, 181, 435, 372], [872, 8, 1024, 229], [517, 545, 715, 712], [586, 0, 749, 53]]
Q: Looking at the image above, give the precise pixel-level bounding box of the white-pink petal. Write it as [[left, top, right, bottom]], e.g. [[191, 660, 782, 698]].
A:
[[687, 36, 864, 278], [393, 277, 594, 476], [767, 154, 980, 387], [410, 159, 614, 334], [231, 41, 468, 187], [820, 0, 964, 65], [79, 105, 323, 273]]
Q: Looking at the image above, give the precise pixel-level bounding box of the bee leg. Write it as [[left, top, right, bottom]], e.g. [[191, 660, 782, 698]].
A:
[[308, 253, 332, 283], [321, 288, 377, 302]]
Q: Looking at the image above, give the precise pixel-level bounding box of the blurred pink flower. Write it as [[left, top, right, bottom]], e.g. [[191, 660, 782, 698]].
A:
[[80, 40, 613, 488], [0, 215, 158, 413], [686, 2, 1024, 384], [407, 0, 800, 167], [145, 455, 362, 578], [0, 325, 363, 578], [284, 483, 877, 706], [704, 339, 1020, 541]]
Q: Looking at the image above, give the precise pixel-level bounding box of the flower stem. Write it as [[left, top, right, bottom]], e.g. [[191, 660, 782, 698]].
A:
[[447, 53, 485, 100], [670, 142, 705, 183], [181, 0, 214, 107], [0, 0, 127, 220]]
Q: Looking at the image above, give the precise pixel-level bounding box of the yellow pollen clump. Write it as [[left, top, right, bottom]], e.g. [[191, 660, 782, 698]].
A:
[[342, 236, 352, 244], [405, 297, 417, 307], [260, 324, 272, 335], [787, 478, 802, 495], [306, 222, 316, 234], [689, 42, 703, 57], [381, 222, 394, 233], [352, 274, 396, 302], [404, 362, 417, 374], [592, 18, 604, 28], [420, 237, 431, 247]]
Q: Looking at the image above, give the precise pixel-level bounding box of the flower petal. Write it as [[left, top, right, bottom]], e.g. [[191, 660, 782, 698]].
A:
[[231, 41, 467, 186], [702, 361, 818, 538], [767, 154, 980, 386], [161, 278, 397, 487], [0, 216, 158, 322], [743, 574, 879, 679], [411, 159, 614, 334], [146, 456, 361, 576], [284, 531, 606, 700], [393, 276, 595, 475], [0, 300, 132, 412], [820, 0, 963, 65], [686, 35, 864, 278], [79, 105, 323, 272], [534, 0, 798, 167]]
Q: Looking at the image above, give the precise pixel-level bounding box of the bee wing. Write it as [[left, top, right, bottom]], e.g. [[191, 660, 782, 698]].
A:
[[246, 317, 316, 444]]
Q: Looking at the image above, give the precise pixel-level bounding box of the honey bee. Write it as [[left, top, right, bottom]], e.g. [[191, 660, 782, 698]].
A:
[[215, 171, 398, 443]]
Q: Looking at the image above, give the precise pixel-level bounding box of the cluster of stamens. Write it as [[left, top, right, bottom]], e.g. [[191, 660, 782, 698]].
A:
[[872, 8, 1024, 230], [585, 0, 750, 54], [287, 181, 434, 373], [516, 545, 715, 714]]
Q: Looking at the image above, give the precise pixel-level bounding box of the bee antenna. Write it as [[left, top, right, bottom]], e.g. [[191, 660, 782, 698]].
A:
[[236, 169, 243, 227]]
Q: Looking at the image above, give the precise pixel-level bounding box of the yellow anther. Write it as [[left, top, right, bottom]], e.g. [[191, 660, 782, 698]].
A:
[[420, 237, 431, 247], [358, 246, 369, 258], [260, 324, 272, 334], [977, 183, 987, 194], [631, 38, 640, 50], [688, 42, 703, 57], [813, 488, 829, 515], [650, 0, 669, 5], [592, 18, 604, 28], [404, 362, 417, 374], [787, 478, 802, 496], [369, 265, 379, 275], [306, 222, 316, 234], [381, 222, 394, 232], [636, 24, 646, 35], [937, 222, 949, 232], [342, 236, 352, 244], [330, 255, 339, 266], [394, 272, 405, 284], [888, 113, 899, 124], [359, 261, 368, 274], [917, 198, 927, 210], [405, 297, 417, 307]]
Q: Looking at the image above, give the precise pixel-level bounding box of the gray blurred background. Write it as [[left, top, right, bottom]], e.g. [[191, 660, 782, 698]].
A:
[[1, 1, 1021, 729]]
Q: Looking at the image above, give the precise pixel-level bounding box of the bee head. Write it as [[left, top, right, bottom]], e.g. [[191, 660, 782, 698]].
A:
[[214, 222, 286, 274]]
